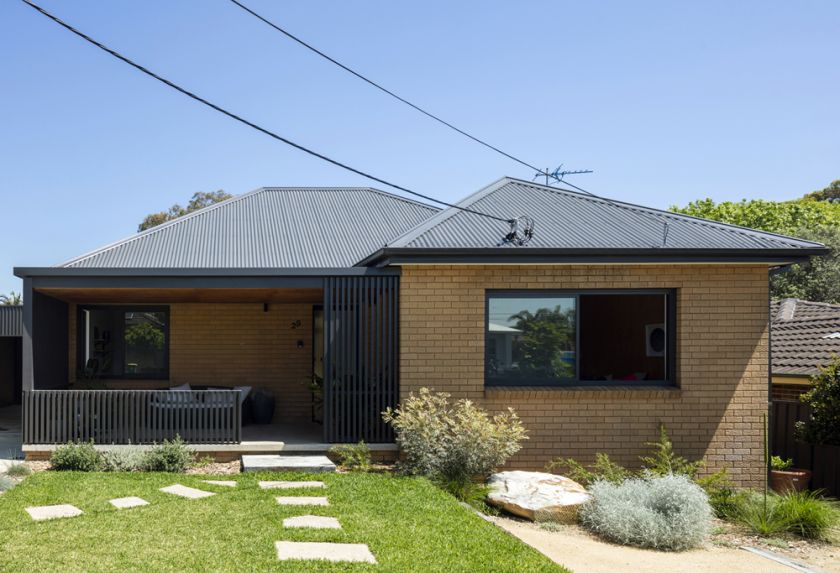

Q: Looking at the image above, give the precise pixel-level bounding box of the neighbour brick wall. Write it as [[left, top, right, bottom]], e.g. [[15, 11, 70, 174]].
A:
[[400, 264, 770, 488], [68, 303, 316, 423]]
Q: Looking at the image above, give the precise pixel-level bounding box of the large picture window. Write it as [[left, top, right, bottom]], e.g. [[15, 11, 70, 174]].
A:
[[486, 290, 675, 387], [77, 306, 169, 379]]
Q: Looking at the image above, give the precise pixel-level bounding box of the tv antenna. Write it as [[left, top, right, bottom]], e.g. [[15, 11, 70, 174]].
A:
[[534, 164, 593, 186]]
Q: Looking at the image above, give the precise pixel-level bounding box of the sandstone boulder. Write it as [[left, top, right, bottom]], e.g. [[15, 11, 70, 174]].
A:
[[487, 471, 591, 522]]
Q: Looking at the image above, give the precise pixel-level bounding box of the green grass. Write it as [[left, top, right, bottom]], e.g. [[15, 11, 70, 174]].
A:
[[0, 471, 567, 573]]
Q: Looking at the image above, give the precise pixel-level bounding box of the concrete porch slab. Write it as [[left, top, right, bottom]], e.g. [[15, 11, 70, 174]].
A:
[[241, 455, 336, 473], [275, 541, 376, 563], [26, 504, 83, 521]]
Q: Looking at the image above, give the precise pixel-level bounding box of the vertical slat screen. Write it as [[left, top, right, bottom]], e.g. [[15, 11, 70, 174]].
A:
[[21, 390, 241, 445], [324, 276, 398, 443]]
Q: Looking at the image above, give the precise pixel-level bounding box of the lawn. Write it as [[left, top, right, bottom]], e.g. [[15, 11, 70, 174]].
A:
[[0, 471, 567, 572]]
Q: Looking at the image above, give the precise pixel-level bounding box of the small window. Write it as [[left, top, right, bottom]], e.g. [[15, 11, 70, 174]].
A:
[[486, 291, 675, 387], [78, 306, 169, 379]]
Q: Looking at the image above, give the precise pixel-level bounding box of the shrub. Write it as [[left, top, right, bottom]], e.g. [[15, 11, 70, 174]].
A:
[[580, 474, 712, 551], [695, 467, 744, 520], [771, 456, 794, 471], [547, 453, 629, 486], [796, 356, 840, 445], [0, 475, 15, 493], [101, 447, 146, 472], [141, 437, 193, 473], [737, 493, 792, 537], [329, 441, 372, 472], [50, 441, 102, 471], [4, 463, 32, 478], [775, 490, 839, 540], [382, 388, 527, 498], [641, 425, 704, 478]]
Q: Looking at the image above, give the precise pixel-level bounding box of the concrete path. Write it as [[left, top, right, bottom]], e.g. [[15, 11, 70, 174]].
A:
[[275, 541, 376, 564], [283, 515, 341, 529], [26, 504, 83, 521], [275, 496, 329, 506], [160, 484, 215, 499], [110, 497, 149, 509], [201, 480, 237, 487]]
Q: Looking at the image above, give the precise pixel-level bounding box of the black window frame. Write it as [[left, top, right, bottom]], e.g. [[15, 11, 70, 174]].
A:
[[76, 304, 170, 380], [485, 289, 676, 388]]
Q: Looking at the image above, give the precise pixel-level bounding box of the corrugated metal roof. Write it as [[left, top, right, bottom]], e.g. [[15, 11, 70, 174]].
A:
[[386, 177, 825, 251], [772, 299, 840, 376], [61, 188, 439, 268], [0, 306, 22, 337]]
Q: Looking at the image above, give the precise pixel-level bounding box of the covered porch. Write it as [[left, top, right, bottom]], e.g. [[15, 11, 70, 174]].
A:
[[15, 268, 400, 455]]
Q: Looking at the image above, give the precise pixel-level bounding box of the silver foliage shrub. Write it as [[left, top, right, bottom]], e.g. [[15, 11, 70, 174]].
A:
[[101, 447, 146, 472], [382, 388, 527, 481], [580, 474, 712, 551]]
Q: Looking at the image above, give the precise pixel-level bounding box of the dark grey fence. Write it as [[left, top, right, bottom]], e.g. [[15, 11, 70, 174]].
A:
[[324, 276, 398, 443], [22, 389, 241, 445], [772, 400, 840, 497]]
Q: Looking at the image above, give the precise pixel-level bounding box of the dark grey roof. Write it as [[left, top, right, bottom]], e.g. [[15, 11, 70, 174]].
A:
[[772, 299, 840, 376], [0, 306, 22, 337], [379, 177, 825, 253], [61, 188, 439, 268]]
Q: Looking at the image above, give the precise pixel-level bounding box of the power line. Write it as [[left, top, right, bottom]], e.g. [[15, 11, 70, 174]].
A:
[[19, 0, 513, 226], [228, 0, 545, 175]]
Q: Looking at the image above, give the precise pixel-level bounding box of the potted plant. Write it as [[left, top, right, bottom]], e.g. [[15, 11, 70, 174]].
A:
[[769, 455, 811, 493]]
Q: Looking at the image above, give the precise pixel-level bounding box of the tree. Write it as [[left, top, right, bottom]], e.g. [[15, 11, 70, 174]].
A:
[[670, 194, 840, 303], [510, 305, 576, 378], [795, 356, 840, 446], [0, 292, 22, 305], [803, 179, 840, 202], [138, 190, 232, 231]]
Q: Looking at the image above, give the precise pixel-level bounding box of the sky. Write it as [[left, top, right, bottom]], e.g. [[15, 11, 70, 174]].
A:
[[1, 0, 838, 295]]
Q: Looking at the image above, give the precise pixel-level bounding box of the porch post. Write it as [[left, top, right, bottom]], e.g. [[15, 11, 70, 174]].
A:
[[21, 277, 34, 392]]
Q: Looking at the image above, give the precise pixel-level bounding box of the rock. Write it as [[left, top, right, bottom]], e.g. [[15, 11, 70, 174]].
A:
[[487, 471, 591, 522]]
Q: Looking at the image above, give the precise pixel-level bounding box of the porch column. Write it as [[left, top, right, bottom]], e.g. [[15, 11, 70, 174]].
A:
[[21, 277, 33, 392]]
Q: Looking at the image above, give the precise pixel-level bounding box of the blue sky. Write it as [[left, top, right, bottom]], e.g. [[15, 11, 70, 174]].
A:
[[1, 1, 838, 294]]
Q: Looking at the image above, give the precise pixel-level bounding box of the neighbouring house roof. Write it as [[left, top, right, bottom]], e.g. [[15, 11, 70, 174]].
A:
[[0, 305, 22, 337], [59, 188, 439, 268], [772, 298, 840, 377], [358, 177, 826, 265]]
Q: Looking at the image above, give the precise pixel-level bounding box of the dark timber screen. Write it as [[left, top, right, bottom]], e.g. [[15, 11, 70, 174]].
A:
[[324, 276, 398, 443], [22, 389, 241, 445]]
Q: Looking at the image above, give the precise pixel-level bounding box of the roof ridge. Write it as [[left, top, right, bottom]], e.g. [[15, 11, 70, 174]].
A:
[[258, 187, 440, 212], [57, 188, 270, 267], [503, 176, 823, 249]]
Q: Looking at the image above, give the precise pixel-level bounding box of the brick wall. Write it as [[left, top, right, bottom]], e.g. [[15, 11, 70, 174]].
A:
[[400, 264, 770, 488], [69, 302, 316, 423]]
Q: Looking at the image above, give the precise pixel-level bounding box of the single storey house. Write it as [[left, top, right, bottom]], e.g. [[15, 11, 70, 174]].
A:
[[771, 298, 840, 401], [14, 177, 826, 487]]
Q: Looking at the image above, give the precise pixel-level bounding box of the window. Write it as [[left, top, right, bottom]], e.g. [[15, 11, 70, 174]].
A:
[[486, 291, 675, 387], [77, 306, 169, 379]]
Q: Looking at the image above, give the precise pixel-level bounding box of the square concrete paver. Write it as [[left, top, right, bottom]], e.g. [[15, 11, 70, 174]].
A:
[[110, 496, 149, 509], [275, 496, 329, 506], [26, 504, 83, 521], [275, 541, 376, 563], [160, 484, 215, 499], [259, 480, 325, 490], [283, 515, 341, 529], [201, 480, 237, 487]]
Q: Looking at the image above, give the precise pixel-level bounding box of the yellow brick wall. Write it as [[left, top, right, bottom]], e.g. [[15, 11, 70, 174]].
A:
[[400, 264, 770, 488], [69, 303, 316, 423]]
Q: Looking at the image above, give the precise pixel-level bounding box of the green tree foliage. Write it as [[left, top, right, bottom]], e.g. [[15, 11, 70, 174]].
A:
[[510, 306, 576, 378], [124, 322, 165, 350], [796, 356, 840, 446], [138, 190, 232, 231], [670, 188, 840, 303], [0, 292, 22, 305]]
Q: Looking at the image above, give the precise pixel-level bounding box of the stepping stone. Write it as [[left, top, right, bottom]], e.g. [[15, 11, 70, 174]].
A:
[[259, 480, 325, 490], [160, 484, 215, 499], [275, 541, 376, 564], [201, 480, 237, 487], [275, 496, 329, 506], [241, 455, 336, 473], [283, 515, 341, 529], [109, 496, 149, 509], [26, 504, 83, 521]]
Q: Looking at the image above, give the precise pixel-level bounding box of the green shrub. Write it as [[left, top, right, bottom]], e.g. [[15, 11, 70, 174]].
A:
[[771, 456, 794, 471], [796, 356, 840, 445], [101, 447, 146, 472], [547, 453, 629, 486], [141, 437, 193, 473], [737, 493, 792, 537], [695, 468, 744, 519], [641, 425, 704, 478], [580, 474, 712, 551], [776, 490, 839, 540], [329, 441, 372, 472], [0, 475, 14, 492], [4, 463, 32, 478], [50, 441, 102, 471], [383, 388, 527, 499]]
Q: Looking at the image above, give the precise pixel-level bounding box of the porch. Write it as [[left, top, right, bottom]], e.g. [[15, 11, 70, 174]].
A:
[[16, 269, 400, 456]]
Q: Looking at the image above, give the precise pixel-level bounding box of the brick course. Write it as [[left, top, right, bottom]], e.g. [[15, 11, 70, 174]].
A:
[[400, 264, 770, 488]]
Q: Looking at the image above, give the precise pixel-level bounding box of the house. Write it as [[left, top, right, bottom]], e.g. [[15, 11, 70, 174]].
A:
[[771, 298, 840, 401], [13, 177, 826, 487], [0, 305, 22, 409]]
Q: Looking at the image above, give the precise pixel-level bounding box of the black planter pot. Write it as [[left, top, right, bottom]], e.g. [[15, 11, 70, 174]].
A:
[[250, 390, 276, 425]]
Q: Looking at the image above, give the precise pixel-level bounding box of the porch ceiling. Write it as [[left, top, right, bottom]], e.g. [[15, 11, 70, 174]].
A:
[[35, 287, 324, 304]]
